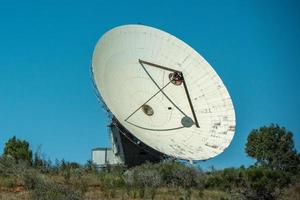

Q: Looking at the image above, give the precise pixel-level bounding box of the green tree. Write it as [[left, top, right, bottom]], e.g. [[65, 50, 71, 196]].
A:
[[3, 136, 32, 164], [245, 124, 300, 173]]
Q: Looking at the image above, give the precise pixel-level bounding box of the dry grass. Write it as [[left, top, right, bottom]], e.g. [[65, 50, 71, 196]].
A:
[[84, 187, 230, 200], [0, 191, 30, 200], [0, 187, 231, 200], [279, 181, 300, 200]]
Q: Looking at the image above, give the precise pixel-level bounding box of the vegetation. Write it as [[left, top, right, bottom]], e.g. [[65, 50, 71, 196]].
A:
[[245, 124, 300, 173], [0, 124, 299, 200], [3, 136, 32, 164]]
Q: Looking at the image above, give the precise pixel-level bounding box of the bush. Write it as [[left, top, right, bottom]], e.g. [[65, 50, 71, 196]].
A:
[[0, 155, 85, 199], [123, 161, 201, 189], [31, 180, 82, 200], [24, 171, 83, 200], [243, 166, 291, 200], [158, 161, 200, 188], [204, 167, 248, 191], [3, 136, 32, 164], [69, 168, 88, 194], [84, 160, 98, 173], [99, 172, 125, 188], [202, 166, 293, 200], [0, 155, 17, 177], [32, 146, 54, 174], [23, 169, 41, 190], [1, 177, 17, 188], [179, 189, 192, 200], [279, 180, 300, 200], [0, 155, 29, 186], [1, 156, 23, 176], [124, 165, 162, 187]]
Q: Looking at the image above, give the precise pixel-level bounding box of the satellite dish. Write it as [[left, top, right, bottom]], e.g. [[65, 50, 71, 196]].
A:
[[92, 24, 236, 162]]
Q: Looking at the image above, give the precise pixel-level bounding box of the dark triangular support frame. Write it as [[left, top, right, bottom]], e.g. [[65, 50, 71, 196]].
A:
[[125, 59, 200, 128]]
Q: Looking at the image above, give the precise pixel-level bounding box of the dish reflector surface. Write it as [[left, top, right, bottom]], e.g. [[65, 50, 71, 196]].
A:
[[92, 25, 236, 160]]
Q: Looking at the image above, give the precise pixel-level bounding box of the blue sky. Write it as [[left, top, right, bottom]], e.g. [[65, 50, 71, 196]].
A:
[[0, 0, 299, 169]]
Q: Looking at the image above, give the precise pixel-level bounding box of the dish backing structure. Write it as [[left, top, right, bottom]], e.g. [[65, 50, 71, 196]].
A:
[[91, 24, 236, 167]]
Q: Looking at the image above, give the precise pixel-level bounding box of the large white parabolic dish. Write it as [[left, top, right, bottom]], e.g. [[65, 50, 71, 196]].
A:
[[92, 25, 236, 161]]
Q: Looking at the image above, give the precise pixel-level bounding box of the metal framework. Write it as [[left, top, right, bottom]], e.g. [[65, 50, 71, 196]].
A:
[[125, 59, 200, 128]]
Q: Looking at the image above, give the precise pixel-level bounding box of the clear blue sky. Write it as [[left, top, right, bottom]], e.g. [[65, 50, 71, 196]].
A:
[[0, 0, 299, 169]]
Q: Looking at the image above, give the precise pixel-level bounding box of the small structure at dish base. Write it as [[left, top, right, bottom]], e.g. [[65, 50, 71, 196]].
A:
[[91, 24, 236, 167], [92, 117, 164, 168], [91, 148, 121, 167], [92, 148, 110, 167], [91, 123, 124, 167]]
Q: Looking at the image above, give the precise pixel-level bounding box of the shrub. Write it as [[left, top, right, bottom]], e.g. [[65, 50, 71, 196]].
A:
[[149, 187, 157, 200], [123, 161, 201, 189], [23, 169, 41, 190], [0, 155, 17, 177], [157, 161, 199, 187], [279, 180, 300, 200], [124, 162, 162, 187], [243, 166, 291, 200], [204, 172, 224, 189], [70, 168, 88, 194], [32, 181, 82, 200], [172, 165, 199, 188], [3, 136, 32, 164], [99, 172, 125, 188], [204, 167, 248, 191], [0, 155, 27, 177], [0, 155, 29, 187], [27, 174, 82, 200], [62, 167, 71, 184], [179, 189, 192, 200], [124, 166, 162, 187], [1, 177, 17, 188], [84, 160, 98, 173]]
